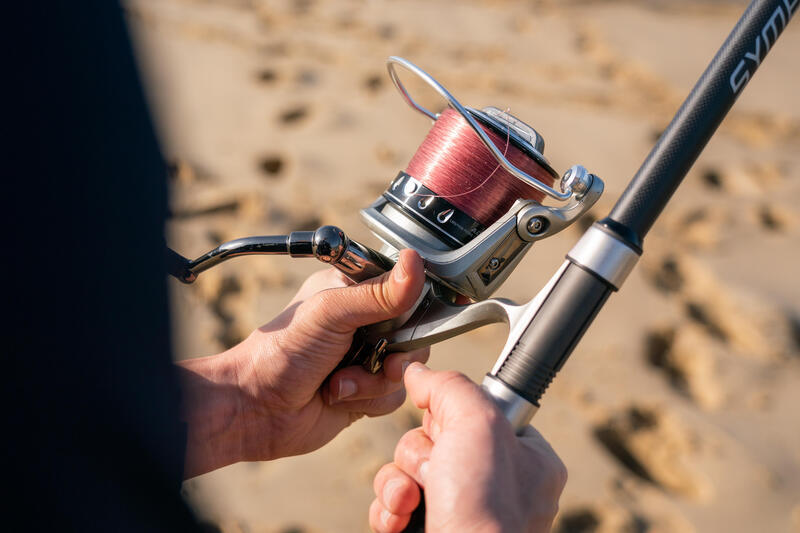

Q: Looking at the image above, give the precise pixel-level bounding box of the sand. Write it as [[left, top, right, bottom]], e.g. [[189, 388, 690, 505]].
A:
[[126, 1, 800, 531]]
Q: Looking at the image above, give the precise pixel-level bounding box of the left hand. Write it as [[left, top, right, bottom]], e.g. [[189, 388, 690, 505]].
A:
[[179, 249, 429, 478], [368, 364, 567, 533]]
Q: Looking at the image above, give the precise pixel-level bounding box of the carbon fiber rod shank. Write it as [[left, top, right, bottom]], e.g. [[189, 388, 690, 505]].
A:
[[490, 0, 796, 435], [607, 0, 797, 246]]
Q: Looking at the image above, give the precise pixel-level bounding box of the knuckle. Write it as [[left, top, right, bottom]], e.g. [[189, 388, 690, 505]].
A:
[[306, 289, 349, 332], [368, 499, 385, 532], [373, 463, 394, 495], [304, 290, 330, 317], [436, 370, 478, 398], [477, 404, 502, 426], [348, 411, 366, 426], [368, 277, 396, 314], [438, 370, 468, 388], [375, 375, 393, 397], [394, 429, 421, 464]]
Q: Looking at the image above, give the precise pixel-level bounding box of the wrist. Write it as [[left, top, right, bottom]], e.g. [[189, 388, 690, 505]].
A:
[[177, 348, 253, 478]]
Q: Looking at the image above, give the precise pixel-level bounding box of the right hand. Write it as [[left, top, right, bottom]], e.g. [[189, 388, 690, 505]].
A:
[[369, 363, 567, 533], [178, 250, 430, 478]]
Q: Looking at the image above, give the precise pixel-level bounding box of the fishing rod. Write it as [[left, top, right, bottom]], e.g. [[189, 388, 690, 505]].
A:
[[167, 0, 795, 529]]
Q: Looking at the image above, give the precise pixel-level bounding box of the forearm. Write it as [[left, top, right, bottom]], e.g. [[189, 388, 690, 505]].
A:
[[176, 350, 249, 479]]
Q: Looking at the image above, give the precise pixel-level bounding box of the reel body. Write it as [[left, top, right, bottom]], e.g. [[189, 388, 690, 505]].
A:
[[168, 57, 604, 374]]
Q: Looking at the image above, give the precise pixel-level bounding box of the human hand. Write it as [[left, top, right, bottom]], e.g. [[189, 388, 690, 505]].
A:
[[178, 249, 429, 478], [369, 364, 567, 533]]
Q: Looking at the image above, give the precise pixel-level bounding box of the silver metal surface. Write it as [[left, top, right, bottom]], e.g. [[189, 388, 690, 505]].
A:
[[483, 106, 545, 154], [386, 56, 573, 202], [470, 107, 552, 172], [182, 235, 292, 282], [560, 164, 592, 196], [367, 261, 566, 365], [527, 217, 545, 235], [380, 202, 452, 252], [179, 226, 395, 285], [364, 197, 534, 300], [379, 295, 522, 353], [481, 375, 539, 432], [312, 226, 395, 283], [567, 225, 640, 289], [515, 168, 604, 243], [362, 169, 602, 301]]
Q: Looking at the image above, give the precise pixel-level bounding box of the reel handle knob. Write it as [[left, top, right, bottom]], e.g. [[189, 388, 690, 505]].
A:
[[294, 225, 396, 284]]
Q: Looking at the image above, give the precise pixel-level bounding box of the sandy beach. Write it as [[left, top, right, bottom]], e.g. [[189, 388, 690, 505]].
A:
[[126, 1, 800, 531]]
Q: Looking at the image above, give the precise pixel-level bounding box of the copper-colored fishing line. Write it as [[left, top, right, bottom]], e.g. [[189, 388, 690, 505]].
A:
[[405, 109, 555, 226], [412, 109, 512, 202]]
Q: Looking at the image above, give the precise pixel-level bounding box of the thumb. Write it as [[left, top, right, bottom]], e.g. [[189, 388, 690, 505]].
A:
[[309, 249, 426, 333]]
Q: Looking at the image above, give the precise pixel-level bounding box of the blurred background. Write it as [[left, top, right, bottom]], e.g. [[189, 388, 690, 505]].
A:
[[126, 0, 800, 531]]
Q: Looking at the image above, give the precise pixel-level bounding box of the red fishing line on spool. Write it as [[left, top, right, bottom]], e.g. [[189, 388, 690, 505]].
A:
[[405, 108, 555, 227]]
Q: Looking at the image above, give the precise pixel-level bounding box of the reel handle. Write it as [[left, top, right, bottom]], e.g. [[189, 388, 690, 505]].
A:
[[168, 225, 395, 285]]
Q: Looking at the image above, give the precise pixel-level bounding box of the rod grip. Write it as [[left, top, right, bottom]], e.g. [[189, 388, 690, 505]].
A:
[[495, 262, 612, 405]]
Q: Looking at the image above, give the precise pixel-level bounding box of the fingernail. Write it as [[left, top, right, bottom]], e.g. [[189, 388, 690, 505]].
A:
[[380, 508, 392, 527], [337, 379, 357, 401], [383, 478, 404, 509], [419, 461, 429, 484], [393, 256, 408, 283], [401, 360, 411, 376]]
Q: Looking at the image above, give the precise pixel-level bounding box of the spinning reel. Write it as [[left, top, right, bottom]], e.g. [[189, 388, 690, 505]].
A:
[[168, 56, 603, 378]]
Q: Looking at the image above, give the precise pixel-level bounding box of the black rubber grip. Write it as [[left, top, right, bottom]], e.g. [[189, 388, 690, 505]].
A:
[[496, 262, 612, 405]]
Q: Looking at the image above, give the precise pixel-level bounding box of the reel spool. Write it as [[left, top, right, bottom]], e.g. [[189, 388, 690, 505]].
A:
[[362, 57, 604, 302]]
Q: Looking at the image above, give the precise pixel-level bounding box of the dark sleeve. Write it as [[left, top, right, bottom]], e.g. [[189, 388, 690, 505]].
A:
[[2, 2, 200, 530]]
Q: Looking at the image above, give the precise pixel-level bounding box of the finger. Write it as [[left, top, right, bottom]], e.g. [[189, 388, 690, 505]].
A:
[[373, 463, 421, 515], [328, 388, 407, 417], [403, 363, 496, 431], [326, 365, 403, 404], [518, 425, 555, 452], [287, 268, 352, 307], [382, 348, 430, 383], [393, 427, 433, 486], [369, 498, 410, 533], [307, 249, 425, 333], [518, 425, 568, 491]]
